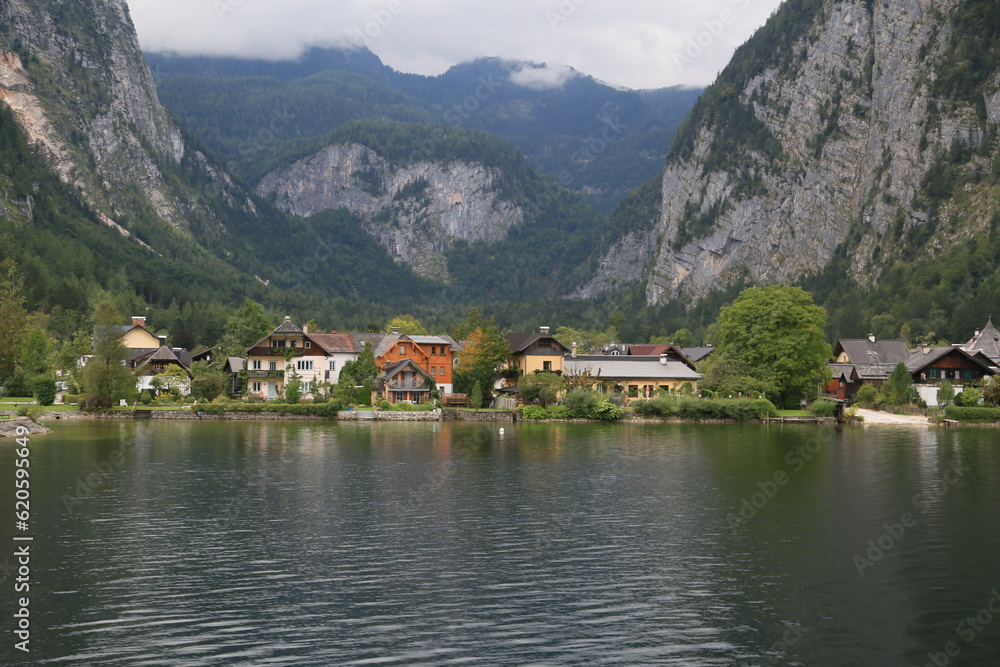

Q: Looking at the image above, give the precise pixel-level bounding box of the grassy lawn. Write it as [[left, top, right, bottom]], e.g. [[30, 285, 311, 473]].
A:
[[777, 410, 811, 417]]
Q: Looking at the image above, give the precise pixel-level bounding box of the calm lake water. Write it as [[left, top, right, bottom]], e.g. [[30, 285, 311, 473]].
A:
[[2, 420, 1000, 666]]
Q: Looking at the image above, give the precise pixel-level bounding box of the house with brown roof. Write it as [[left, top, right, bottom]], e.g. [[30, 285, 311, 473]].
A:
[[503, 327, 570, 386], [244, 317, 354, 400], [373, 359, 437, 405]]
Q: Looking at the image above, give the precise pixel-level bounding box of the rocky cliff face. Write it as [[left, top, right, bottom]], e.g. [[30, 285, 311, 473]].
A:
[[579, 0, 999, 305], [0, 0, 247, 240], [258, 144, 524, 278]]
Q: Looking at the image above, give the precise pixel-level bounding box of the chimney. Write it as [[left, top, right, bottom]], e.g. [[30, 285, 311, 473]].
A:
[[390, 326, 400, 335], [868, 334, 876, 343], [660, 354, 668, 365], [571, 342, 578, 358], [540, 326, 550, 335], [157, 335, 167, 346], [283, 315, 291, 324], [132, 316, 147, 329], [303, 324, 309, 334]]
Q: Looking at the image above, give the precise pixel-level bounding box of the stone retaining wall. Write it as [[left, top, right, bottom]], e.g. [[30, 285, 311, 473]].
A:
[[442, 409, 517, 422]]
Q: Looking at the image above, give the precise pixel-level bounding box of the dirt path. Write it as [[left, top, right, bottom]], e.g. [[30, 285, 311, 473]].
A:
[[854, 409, 931, 425]]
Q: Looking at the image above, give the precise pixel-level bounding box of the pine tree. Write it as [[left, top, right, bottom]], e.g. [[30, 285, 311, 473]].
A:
[[471, 380, 483, 410]]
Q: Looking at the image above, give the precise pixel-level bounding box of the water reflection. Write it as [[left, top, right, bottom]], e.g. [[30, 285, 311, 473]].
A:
[[2, 421, 999, 665]]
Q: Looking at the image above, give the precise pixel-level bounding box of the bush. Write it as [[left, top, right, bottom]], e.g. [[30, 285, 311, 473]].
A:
[[944, 406, 1000, 423], [518, 405, 549, 420], [62, 394, 79, 404], [633, 397, 776, 420], [16, 404, 46, 420], [378, 400, 392, 410], [565, 389, 600, 417], [140, 389, 153, 405], [633, 396, 679, 418], [954, 386, 983, 407], [589, 401, 625, 420], [32, 378, 57, 406], [854, 384, 881, 406], [79, 395, 112, 413], [195, 402, 342, 418], [809, 398, 838, 417]]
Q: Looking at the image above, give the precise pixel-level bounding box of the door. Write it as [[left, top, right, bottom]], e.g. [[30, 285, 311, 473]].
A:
[[268, 382, 278, 400]]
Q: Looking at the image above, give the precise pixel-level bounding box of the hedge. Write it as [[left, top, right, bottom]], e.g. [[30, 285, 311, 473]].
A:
[[943, 406, 1000, 423], [633, 397, 778, 421], [196, 402, 342, 418]]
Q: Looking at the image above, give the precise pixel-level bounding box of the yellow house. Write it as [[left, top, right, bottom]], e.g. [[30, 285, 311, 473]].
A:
[[503, 327, 570, 386], [121, 316, 162, 349]]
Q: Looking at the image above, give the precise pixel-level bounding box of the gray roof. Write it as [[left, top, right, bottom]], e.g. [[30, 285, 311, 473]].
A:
[[835, 339, 912, 365], [227, 357, 247, 372], [964, 319, 1000, 360], [272, 319, 303, 335], [407, 335, 450, 346], [348, 333, 388, 354], [682, 346, 716, 362], [565, 356, 701, 381]]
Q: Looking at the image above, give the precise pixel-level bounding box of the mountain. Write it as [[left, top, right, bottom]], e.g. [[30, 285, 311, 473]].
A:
[[579, 0, 999, 340], [145, 48, 702, 211]]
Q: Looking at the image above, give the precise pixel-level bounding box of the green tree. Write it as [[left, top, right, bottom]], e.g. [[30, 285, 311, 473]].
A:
[[937, 380, 955, 407], [955, 385, 983, 407], [454, 322, 511, 394], [0, 260, 27, 390], [554, 325, 618, 354], [284, 370, 303, 404], [670, 328, 696, 347], [450, 307, 483, 342], [81, 300, 134, 411], [470, 380, 483, 409], [385, 314, 427, 335], [218, 298, 273, 361], [980, 375, 1000, 406], [883, 362, 915, 406], [698, 351, 775, 399], [153, 366, 190, 398], [32, 378, 57, 406], [714, 285, 831, 408], [340, 342, 380, 387], [854, 384, 881, 406], [57, 331, 91, 393], [517, 372, 564, 407], [189, 361, 228, 401]]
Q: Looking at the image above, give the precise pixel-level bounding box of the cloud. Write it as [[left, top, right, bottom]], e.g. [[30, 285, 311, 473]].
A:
[[509, 63, 578, 90], [126, 0, 786, 89]]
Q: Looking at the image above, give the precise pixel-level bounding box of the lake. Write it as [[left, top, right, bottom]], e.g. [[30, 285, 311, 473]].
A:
[[2, 420, 1000, 665]]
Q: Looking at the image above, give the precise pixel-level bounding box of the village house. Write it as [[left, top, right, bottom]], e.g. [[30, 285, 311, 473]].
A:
[[373, 359, 437, 405], [244, 317, 335, 400], [372, 332, 459, 398], [502, 327, 570, 387], [827, 332, 996, 406], [564, 353, 702, 398]]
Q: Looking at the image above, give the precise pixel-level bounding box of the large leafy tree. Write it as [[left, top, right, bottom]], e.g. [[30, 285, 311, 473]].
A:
[[517, 373, 565, 408], [713, 285, 831, 408], [82, 300, 135, 410], [217, 298, 273, 361], [454, 323, 511, 394], [339, 342, 380, 387], [385, 314, 427, 335]]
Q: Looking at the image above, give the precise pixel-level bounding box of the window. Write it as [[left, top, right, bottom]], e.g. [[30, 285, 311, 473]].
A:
[[290, 340, 297, 348], [275, 339, 285, 348], [329, 361, 336, 371], [543, 361, 552, 371], [399, 344, 407, 355], [440, 367, 446, 376], [305, 341, 311, 349], [252, 360, 262, 370], [297, 360, 314, 371], [269, 361, 277, 371], [431, 346, 437, 356], [431, 366, 437, 376], [965, 369, 974, 379], [252, 382, 262, 393], [302, 382, 312, 394]]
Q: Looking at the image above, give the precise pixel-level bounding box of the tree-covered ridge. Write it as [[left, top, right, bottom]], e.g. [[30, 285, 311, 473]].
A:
[[149, 48, 701, 211]]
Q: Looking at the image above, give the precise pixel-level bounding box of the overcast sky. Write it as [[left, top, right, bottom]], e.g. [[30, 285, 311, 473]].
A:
[[126, 0, 785, 90]]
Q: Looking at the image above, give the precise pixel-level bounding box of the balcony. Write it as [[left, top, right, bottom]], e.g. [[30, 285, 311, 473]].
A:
[[386, 380, 430, 391], [248, 370, 284, 380]]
